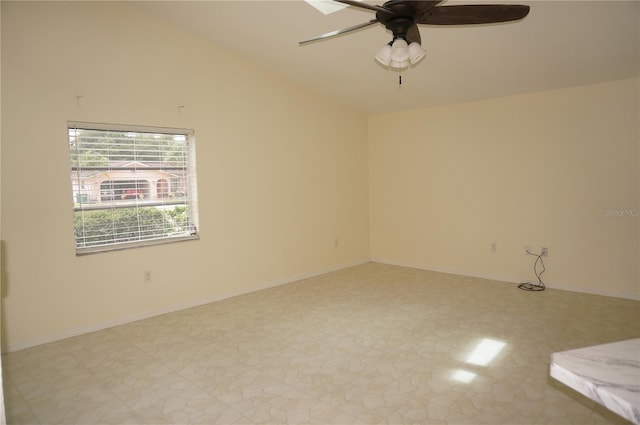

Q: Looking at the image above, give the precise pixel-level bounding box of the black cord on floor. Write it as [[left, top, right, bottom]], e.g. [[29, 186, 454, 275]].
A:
[[518, 250, 546, 292]]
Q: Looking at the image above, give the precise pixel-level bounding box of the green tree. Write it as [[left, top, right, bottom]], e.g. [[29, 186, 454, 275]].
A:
[[71, 150, 108, 168], [75, 208, 171, 247], [165, 206, 190, 229], [69, 128, 188, 167]]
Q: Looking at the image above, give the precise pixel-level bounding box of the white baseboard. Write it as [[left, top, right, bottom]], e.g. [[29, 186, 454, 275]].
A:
[[5, 258, 371, 353], [370, 257, 640, 301]]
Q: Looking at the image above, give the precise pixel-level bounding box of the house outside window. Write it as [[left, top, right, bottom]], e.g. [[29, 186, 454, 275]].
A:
[[68, 122, 199, 254]]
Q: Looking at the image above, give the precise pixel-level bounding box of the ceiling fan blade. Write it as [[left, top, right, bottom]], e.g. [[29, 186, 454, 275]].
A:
[[405, 0, 445, 16], [332, 0, 391, 14], [416, 4, 530, 25], [407, 23, 421, 44], [299, 19, 379, 45]]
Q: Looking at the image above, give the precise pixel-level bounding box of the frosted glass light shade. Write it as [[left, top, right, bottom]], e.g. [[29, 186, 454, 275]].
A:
[[408, 42, 426, 64], [375, 44, 392, 66], [390, 38, 409, 63], [390, 59, 409, 69]]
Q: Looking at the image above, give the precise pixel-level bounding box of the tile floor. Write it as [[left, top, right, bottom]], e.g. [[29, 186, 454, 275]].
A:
[[3, 263, 639, 424]]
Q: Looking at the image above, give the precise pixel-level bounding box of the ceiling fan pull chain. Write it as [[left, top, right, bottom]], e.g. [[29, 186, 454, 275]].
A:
[[398, 73, 402, 88]]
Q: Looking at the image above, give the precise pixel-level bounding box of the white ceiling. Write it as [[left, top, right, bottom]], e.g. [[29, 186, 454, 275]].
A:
[[135, 1, 640, 114]]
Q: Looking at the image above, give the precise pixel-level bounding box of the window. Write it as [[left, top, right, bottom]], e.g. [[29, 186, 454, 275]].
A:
[[68, 121, 199, 255]]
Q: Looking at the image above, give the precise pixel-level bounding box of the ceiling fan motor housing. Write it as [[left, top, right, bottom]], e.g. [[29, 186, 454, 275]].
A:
[[377, 2, 418, 42]]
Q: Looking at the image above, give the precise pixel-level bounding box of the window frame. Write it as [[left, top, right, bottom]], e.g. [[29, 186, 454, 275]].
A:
[[68, 121, 200, 255]]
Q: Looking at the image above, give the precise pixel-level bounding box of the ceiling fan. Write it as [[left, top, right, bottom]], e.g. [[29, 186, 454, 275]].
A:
[[300, 0, 530, 70]]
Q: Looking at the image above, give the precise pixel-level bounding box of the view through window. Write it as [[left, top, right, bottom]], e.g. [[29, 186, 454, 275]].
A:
[[68, 122, 199, 254]]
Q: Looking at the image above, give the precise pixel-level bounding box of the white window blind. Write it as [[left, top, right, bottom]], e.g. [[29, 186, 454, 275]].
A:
[[68, 121, 199, 255]]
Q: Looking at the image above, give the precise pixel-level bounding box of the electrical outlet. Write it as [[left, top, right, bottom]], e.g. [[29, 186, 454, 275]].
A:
[[541, 247, 548, 257], [144, 271, 151, 282]]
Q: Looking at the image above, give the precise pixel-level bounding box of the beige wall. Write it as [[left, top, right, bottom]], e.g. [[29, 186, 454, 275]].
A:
[[370, 78, 640, 300], [0, 1, 369, 351]]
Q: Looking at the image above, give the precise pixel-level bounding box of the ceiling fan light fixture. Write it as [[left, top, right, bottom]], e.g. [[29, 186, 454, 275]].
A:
[[375, 44, 392, 66], [408, 42, 426, 65]]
